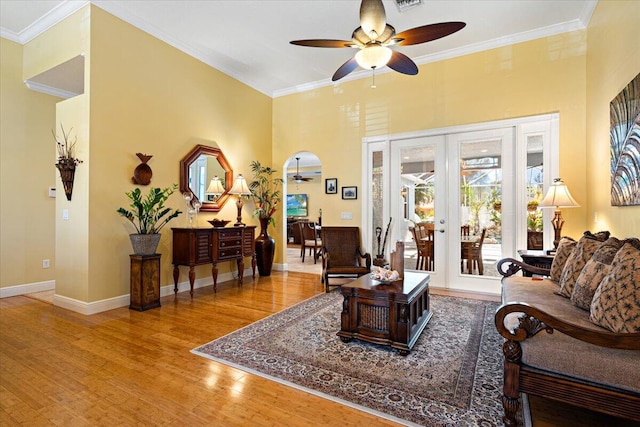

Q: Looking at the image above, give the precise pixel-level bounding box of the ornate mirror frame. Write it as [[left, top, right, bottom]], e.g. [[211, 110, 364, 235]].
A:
[[179, 144, 232, 212]]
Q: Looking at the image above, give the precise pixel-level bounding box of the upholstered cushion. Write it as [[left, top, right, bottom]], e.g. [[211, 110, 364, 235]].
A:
[[590, 242, 640, 333], [570, 237, 626, 310], [558, 231, 610, 298], [550, 237, 576, 282]]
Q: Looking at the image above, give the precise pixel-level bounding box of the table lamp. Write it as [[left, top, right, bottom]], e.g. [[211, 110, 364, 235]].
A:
[[206, 176, 225, 201], [229, 174, 252, 226], [539, 178, 579, 249]]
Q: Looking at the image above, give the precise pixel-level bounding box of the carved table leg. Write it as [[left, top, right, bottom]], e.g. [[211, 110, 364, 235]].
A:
[[188, 266, 195, 298], [212, 261, 218, 293], [173, 265, 179, 296], [237, 258, 245, 284], [251, 254, 256, 278]]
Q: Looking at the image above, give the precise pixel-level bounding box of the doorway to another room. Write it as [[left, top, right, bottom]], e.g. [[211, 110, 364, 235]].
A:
[[283, 152, 323, 274]]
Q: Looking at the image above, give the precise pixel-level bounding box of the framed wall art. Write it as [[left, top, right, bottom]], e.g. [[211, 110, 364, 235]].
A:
[[610, 72, 640, 206], [325, 178, 337, 194], [342, 186, 357, 200]]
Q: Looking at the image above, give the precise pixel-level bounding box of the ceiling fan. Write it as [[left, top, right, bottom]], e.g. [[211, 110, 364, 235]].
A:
[[292, 157, 313, 184], [290, 0, 465, 82]]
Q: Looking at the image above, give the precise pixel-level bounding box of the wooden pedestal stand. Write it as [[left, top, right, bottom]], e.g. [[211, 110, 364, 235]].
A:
[[130, 254, 161, 311]]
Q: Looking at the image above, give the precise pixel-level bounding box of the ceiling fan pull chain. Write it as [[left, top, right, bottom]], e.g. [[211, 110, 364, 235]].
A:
[[371, 68, 377, 88]]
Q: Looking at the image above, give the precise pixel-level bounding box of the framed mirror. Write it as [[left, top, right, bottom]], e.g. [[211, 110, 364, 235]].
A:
[[179, 144, 232, 212]]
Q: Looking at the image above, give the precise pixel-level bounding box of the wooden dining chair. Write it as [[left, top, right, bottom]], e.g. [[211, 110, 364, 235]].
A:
[[461, 227, 487, 275], [299, 221, 322, 263], [410, 224, 433, 270], [461, 224, 470, 237]]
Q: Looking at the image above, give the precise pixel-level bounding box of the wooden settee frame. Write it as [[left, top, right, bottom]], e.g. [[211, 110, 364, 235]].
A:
[[495, 258, 640, 426]]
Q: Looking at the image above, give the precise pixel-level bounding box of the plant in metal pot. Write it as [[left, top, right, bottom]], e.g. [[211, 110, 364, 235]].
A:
[[117, 184, 182, 255]]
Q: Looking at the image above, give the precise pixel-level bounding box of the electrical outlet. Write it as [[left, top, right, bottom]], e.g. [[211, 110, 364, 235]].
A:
[[62, 209, 69, 220], [43, 259, 50, 269]]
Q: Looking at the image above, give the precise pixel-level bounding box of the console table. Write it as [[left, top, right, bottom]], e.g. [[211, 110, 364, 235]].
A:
[[338, 271, 432, 355], [172, 226, 256, 296]]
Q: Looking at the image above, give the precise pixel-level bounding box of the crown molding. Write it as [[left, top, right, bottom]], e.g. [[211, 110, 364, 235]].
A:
[[12, 1, 89, 45], [24, 80, 80, 99], [273, 19, 589, 98], [579, 0, 598, 26]]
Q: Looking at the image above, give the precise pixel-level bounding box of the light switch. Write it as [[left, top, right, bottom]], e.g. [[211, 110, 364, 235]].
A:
[[341, 212, 352, 220]]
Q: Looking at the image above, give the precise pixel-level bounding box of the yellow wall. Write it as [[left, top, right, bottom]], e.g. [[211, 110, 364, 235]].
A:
[[0, 38, 58, 288], [2, 5, 271, 302], [586, 0, 640, 237], [3, 1, 639, 305], [87, 6, 271, 301], [273, 31, 588, 261]]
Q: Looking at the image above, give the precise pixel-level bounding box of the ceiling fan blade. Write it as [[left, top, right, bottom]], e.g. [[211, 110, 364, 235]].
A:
[[387, 50, 418, 75], [332, 57, 359, 81], [360, 0, 386, 40], [290, 39, 354, 48], [395, 22, 466, 46]]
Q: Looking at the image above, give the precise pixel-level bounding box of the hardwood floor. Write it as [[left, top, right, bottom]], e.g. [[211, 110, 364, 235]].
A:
[[1, 271, 636, 426]]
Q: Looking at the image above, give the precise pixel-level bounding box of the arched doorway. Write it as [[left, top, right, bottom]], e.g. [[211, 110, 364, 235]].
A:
[[283, 152, 322, 273]]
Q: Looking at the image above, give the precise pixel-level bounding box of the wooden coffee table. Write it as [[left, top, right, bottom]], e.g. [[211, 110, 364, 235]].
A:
[[337, 271, 432, 355]]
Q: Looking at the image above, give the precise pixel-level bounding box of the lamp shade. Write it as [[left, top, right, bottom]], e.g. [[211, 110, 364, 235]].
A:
[[206, 176, 225, 195], [355, 45, 392, 70], [229, 174, 252, 196], [539, 178, 580, 208]]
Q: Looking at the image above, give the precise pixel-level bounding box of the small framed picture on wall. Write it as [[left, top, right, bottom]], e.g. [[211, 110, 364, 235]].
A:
[[342, 186, 357, 200], [325, 178, 338, 194]]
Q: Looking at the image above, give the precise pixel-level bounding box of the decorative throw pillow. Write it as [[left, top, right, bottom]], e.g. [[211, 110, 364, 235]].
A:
[[549, 237, 577, 282], [589, 242, 640, 333], [570, 237, 628, 310], [557, 231, 610, 298]]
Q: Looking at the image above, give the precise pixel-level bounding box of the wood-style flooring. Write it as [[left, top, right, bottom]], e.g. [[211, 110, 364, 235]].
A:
[[1, 270, 636, 426]]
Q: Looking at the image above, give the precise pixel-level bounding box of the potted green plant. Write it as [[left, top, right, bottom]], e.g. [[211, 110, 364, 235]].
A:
[[248, 160, 284, 276], [117, 184, 182, 255]]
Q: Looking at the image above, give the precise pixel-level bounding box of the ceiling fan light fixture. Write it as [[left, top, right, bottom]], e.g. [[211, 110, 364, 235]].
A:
[[355, 45, 392, 70]]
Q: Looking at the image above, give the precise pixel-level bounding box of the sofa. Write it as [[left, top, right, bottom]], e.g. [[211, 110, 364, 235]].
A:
[[494, 232, 640, 426]]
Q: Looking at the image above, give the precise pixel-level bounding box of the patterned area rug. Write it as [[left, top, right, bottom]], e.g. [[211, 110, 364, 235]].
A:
[[192, 292, 520, 426]]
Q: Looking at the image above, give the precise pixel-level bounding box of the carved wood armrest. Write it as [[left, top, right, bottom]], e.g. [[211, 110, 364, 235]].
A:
[[495, 302, 640, 350], [497, 258, 551, 277]]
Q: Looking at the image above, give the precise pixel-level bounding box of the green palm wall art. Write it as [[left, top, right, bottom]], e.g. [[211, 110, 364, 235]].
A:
[[610, 73, 640, 206]]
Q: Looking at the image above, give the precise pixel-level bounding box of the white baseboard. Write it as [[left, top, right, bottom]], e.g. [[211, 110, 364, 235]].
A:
[[0, 280, 55, 298], [1, 268, 254, 315]]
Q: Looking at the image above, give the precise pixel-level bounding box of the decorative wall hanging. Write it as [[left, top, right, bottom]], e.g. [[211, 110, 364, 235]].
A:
[[132, 153, 153, 185], [53, 124, 82, 201], [325, 178, 337, 194], [610, 72, 640, 206], [342, 186, 358, 200]]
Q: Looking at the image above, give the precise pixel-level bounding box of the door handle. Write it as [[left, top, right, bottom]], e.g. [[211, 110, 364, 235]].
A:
[[438, 229, 445, 233]]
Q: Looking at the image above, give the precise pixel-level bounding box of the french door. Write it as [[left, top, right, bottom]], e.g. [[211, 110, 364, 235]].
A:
[[362, 115, 557, 294]]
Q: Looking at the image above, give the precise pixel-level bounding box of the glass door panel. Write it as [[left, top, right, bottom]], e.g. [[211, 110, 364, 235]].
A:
[[447, 128, 513, 294], [390, 136, 446, 287]]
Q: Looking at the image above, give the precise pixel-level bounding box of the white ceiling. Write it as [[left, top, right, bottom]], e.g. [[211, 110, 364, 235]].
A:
[[1, 0, 597, 98]]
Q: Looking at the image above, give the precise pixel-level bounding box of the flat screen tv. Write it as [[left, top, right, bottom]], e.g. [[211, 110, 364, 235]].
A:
[[287, 194, 308, 217]]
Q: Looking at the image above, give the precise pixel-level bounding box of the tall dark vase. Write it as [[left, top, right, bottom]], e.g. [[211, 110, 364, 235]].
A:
[[255, 217, 276, 276]]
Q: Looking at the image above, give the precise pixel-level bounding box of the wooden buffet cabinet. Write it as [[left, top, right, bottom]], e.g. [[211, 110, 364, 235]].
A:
[[171, 226, 256, 295]]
